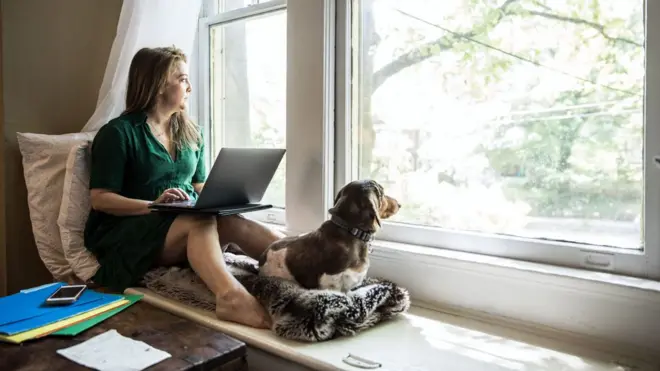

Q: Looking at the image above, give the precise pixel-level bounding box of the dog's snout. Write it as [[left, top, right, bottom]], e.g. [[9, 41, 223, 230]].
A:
[[384, 195, 401, 209]]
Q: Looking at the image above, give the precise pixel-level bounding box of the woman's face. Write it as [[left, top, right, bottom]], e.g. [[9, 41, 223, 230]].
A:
[[161, 60, 191, 112]]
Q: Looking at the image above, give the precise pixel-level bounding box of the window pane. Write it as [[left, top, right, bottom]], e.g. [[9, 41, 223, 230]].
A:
[[352, 0, 644, 249], [210, 10, 287, 208]]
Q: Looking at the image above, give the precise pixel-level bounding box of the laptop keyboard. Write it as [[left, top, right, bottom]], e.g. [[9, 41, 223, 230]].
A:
[[160, 199, 196, 207]]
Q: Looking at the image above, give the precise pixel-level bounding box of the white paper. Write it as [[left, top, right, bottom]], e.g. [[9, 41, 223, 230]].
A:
[[56, 329, 171, 371]]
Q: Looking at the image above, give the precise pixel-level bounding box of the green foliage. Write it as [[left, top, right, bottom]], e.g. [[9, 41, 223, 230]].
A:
[[363, 0, 644, 226]]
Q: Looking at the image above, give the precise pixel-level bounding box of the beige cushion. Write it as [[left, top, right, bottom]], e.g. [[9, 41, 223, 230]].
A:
[[58, 142, 100, 282], [17, 131, 96, 281]]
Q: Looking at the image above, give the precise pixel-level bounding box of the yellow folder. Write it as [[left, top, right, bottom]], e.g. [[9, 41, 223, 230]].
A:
[[0, 299, 129, 344]]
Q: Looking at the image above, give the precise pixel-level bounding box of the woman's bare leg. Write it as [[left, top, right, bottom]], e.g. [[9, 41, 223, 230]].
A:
[[216, 215, 285, 260], [159, 214, 271, 328]]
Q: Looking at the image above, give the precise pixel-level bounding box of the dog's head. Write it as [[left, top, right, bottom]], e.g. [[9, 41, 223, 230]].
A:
[[328, 179, 401, 233]]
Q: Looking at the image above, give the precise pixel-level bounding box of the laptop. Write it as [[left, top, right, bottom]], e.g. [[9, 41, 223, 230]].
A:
[[149, 147, 286, 215]]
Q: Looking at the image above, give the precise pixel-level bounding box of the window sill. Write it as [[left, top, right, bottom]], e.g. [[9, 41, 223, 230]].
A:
[[255, 221, 660, 363], [125, 286, 658, 371], [370, 239, 660, 293], [367, 239, 660, 363]]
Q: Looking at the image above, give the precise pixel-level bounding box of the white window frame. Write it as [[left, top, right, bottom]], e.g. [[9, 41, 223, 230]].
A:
[[197, 0, 291, 226], [335, 0, 660, 281], [195, 0, 660, 357]]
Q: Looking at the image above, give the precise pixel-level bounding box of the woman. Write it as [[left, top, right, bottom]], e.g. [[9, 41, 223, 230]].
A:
[[84, 46, 282, 329]]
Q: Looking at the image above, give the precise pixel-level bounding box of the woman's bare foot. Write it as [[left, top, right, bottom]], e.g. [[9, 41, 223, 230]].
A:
[[216, 288, 272, 329]]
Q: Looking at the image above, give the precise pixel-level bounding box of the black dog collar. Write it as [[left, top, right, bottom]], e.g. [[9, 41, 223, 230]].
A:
[[330, 215, 375, 242]]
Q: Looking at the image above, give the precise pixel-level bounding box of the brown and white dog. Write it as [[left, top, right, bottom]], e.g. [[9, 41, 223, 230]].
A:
[[258, 180, 400, 292]]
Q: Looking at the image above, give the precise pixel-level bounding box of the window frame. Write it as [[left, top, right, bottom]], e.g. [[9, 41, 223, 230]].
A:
[[197, 0, 288, 226], [334, 0, 660, 280]]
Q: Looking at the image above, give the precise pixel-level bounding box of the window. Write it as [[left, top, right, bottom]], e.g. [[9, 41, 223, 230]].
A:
[[199, 0, 287, 224], [198, 0, 659, 278], [344, 0, 659, 277]]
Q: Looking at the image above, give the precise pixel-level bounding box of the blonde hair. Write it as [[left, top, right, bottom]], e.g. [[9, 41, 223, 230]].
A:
[[123, 46, 201, 150]]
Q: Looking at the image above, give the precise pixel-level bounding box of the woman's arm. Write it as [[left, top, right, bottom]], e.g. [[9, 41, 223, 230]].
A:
[[88, 124, 138, 216], [191, 135, 207, 196], [90, 189, 152, 216], [193, 182, 205, 195]]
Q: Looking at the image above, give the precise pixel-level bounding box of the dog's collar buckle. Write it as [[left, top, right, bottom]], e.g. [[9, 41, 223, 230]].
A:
[[331, 216, 375, 243], [350, 227, 374, 242]]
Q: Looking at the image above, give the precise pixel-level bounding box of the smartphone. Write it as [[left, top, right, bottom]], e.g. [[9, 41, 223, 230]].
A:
[[44, 284, 87, 306]]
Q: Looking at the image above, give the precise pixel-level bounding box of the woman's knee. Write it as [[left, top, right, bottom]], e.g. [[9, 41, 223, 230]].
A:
[[216, 214, 247, 233], [179, 213, 218, 231]]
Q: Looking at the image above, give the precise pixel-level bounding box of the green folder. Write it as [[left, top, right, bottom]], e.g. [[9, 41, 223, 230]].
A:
[[50, 294, 143, 336]]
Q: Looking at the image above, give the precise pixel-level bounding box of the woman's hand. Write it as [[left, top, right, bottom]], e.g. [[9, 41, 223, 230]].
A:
[[154, 188, 190, 203]]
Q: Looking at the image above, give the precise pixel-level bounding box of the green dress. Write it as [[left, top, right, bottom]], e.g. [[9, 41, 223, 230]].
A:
[[84, 111, 207, 291]]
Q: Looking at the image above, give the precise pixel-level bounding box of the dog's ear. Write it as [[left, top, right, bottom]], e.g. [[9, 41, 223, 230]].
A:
[[367, 191, 382, 230], [332, 191, 342, 207], [328, 194, 350, 217]]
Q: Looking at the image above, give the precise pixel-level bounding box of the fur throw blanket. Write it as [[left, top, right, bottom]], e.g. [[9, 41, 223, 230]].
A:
[[140, 252, 411, 342]]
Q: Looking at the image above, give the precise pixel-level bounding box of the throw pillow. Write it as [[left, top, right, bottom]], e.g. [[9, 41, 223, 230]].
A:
[[58, 142, 100, 282], [17, 131, 96, 281]]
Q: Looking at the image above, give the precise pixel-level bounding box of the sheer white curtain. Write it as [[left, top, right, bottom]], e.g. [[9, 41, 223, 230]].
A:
[[81, 0, 202, 132]]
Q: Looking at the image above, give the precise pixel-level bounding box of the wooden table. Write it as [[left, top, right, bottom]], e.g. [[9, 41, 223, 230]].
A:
[[0, 301, 248, 371]]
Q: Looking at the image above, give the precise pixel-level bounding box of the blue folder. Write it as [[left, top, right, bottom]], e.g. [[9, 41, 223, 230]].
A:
[[0, 283, 94, 326], [0, 282, 124, 335]]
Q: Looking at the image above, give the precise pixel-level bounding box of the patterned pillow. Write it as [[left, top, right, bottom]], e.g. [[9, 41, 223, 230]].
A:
[[17, 131, 96, 281], [58, 141, 100, 282]]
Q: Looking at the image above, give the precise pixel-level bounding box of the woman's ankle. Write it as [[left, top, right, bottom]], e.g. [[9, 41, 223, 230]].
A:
[[216, 284, 248, 302]]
